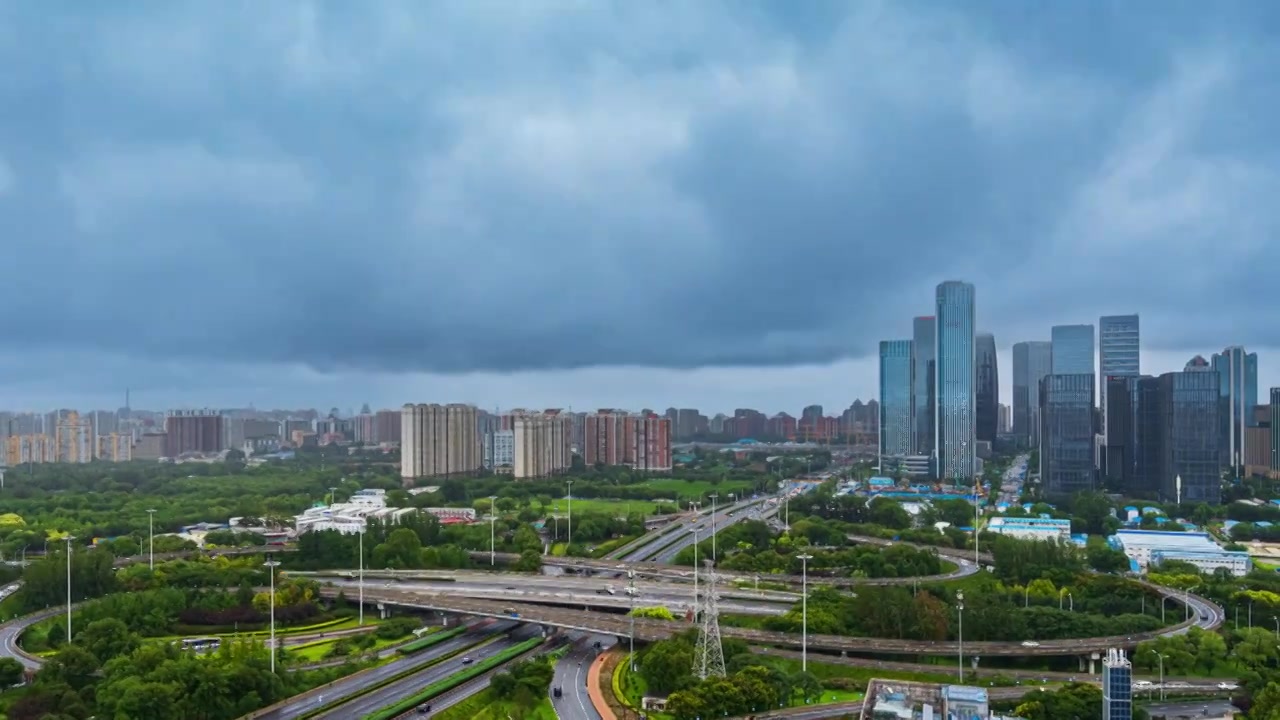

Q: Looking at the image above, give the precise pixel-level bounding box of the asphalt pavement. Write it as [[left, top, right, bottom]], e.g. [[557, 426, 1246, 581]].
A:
[[310, 633, 527, 720], [0, 607, 64, 670], [1144, 699, 1236, 718], [551, 634, 614, 720], [255, 620, 515, 720]]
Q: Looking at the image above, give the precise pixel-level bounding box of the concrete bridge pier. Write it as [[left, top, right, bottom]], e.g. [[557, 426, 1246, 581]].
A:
[[376, 602, 389, 620], [1089, 651, 1101, 675]]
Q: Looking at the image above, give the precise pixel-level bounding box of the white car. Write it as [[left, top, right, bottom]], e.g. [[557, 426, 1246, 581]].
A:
[[1133, 680, 1153, 688], [1218, 682, 1239, 690], [1020, 641, 1040, 647]]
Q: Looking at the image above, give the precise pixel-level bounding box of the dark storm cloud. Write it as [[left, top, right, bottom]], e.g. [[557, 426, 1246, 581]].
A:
[[1, 0, 1279, 378]]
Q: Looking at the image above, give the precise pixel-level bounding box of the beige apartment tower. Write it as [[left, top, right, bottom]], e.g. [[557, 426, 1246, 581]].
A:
[[512, 411, 573, 479], [401, 403, 482, 483]]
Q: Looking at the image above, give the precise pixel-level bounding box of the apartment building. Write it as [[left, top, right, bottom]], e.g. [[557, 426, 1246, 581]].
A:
[[401, 403, 482, 482]]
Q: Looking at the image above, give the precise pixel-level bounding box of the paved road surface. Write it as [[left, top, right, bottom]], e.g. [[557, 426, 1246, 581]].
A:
[[622, 497, 763, 562], [255, 620, 516, 720], [0, 608, 63, 670], [311, 631, 532, 720], [551, 634, 614, 720], [1144, 699, 1236, 718]]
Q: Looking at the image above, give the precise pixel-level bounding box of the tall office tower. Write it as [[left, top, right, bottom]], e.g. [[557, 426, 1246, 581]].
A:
[[163, 410, 225, 457], [878, 340, 914, 460], [582, 410, 672, 471], [1102, 649, 1132, 720], [1272, 389, 1280, 472], [1099, 314, 1140, 438], [1104, 375, 1141, 492], [1051, 324, 1095, 375], [1040, 374, 1096, 495], [1136, 372, 1220, 503], [997, 403, 1011, 434], [511, 411, 573, 479], [1212, 346, 1259, 472], [912, 316, 937, 455], [1012, 341, 1052, 447], [975, 332, 999, 444], [400, 403, 482, 482], [935, 281, 976, 482]]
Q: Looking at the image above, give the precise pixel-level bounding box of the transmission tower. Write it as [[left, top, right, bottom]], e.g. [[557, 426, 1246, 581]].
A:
[[693, 559, 726, 679]]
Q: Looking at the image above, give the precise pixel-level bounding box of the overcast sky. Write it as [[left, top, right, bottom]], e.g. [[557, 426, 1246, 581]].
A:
[[1, 1, 1278, 415]]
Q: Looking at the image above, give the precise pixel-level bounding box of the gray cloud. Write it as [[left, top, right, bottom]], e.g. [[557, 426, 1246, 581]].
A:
[[1, 0, 1279, 384]]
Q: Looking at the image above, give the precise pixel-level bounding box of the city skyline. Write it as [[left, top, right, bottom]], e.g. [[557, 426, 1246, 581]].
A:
[[2, 4, 1280, 414]]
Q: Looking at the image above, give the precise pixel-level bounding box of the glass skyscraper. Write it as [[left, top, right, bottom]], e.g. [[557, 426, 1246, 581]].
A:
[[1102, 649, 1132, 720], [1137, 371, 1221, 503], [1012, 341, 1052, 447], [1099, 314, 1140, 437], [1051, 324, 1095, 376], [1272, 388, 1280, 472], [878, 340, 914, 459], [975, 332, 999, 444], [1041, 373, 1096, 495], [1211, 346, 1258, 472], [912, 316, 936, 457], [935, 281, 976, 482]]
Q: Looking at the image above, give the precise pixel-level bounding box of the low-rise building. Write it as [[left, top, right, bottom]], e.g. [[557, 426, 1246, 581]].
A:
[[1114, 529, 1251, 576], [986, 516, 1072, 543], [294, 489, 417, 534]]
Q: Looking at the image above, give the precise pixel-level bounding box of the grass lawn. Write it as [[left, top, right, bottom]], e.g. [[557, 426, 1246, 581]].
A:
[[435, 691, 557, 720], [285, 633, 411, 663], [555, 498, 675, 516], [639, 478, 756, 501]]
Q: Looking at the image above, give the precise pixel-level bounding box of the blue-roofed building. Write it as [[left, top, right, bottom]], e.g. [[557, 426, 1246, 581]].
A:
[[868, 476, 895, 487], [987, 516, 1072, 543], [1271, 499, 1280, 508], [1257, 521, 1273, 528], [942, 685, 989, 718], [1116, 529, 1252, 576]]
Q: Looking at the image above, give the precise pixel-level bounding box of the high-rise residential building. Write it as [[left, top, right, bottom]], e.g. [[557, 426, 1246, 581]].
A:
[[483, 429, 514, 470], [1272, 389, 1280, 472], [512, 411, 573, 479], [912, 316, 937, 456], [1212, 346, 1259, 471], [997, 403, 1011, 434], [1136, 371, 1220, 503], [97, 433, 133, 462], [1012, 341, 1052, 447], [1051, 324, 1095, 376], [351, 413, 376, 443], [935, 281, 977, 482], [374, 409, 402, 444], [1040, 374, 1096, 495], [1099, 314, 1140, 440], [55, 411, 92, 464], [878, 340, 914, 460], [583, 410, 672, 471], [1102, 648, 1132, 720], [400, 403, 483, 482], [975, 332, 999, 444], [768, 413, 798, 440], [164, 410, 225, 457]]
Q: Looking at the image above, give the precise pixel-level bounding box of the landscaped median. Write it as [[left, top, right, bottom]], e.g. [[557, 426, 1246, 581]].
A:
[[363, 636, 545, 720], [396, 624, 468, 654], [292, 629, 495, 720]]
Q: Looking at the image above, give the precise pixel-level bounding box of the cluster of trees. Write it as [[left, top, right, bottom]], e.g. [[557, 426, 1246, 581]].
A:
[[292, 520, 541, 572], [10, 630, 352, 720], [489, 656, 554, 707], [639, 632, 823, 719], [755, 573, 1162, 642], [0, 460, 396, 558], [1008, 683, 1150, 720], [673, 519, 944, 578]]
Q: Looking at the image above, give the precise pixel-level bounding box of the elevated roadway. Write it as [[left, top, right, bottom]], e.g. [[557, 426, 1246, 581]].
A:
[[320, 586, 1216, 658]]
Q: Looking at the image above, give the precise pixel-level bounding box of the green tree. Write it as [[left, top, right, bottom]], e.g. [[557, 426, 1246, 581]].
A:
[[0, 656, 25, 687]]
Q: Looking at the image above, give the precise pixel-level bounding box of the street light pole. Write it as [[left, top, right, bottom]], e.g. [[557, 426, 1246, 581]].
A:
[[358, 529, 364, 626], [956, 590, 965, 682], [147, 509, 156, 570], [690, 527, 700, 618], [797, 554, 813, 672], [1154, 651, 1166, 701], [489, 495, 498, 566], [264, 557, 281, 674], [64, 535, 75, 643], [709, 494, 719, 563], [628, 570, 636, 671], [566, 480, 574, 551]]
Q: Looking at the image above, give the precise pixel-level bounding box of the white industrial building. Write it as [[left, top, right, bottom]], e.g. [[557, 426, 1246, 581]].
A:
[[1114, 530, 1252, 576], [986, 516, 1072, 543], [294, 489, 417, 534]]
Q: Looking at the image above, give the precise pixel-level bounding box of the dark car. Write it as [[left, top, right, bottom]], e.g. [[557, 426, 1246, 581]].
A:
[[553, 687, 563, 698], [461, 657, 473, 665], [416, 703, 431, 714]]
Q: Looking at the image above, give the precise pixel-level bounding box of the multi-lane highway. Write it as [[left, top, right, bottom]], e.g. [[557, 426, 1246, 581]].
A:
[[620, 497, 765, 562], [253, 621, 516, 720], [308, 629, 538, 720], [552, 634, 613, 720]]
